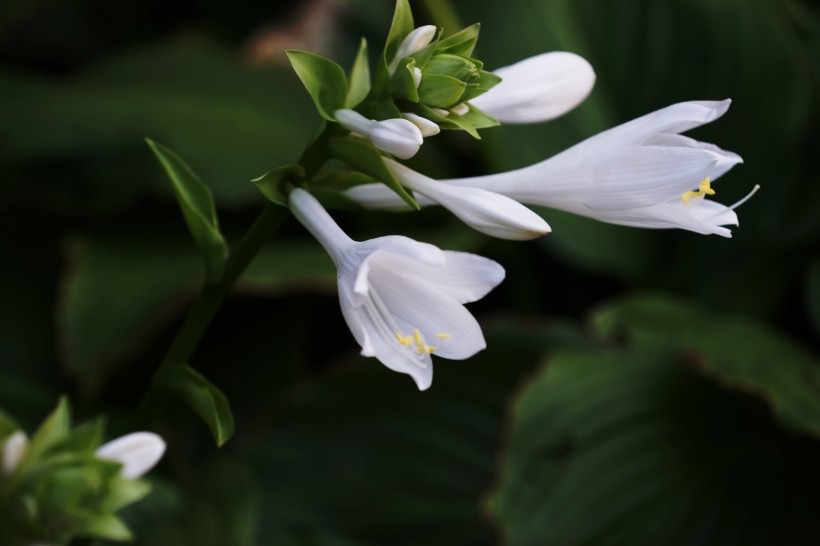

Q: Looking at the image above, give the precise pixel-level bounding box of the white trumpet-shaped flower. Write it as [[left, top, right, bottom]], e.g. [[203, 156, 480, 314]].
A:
[[95, 432, 166, 479], [345, 100, 749, 237], [289, 188, 504, 390], [335, 108, 423, 159], [469, 52, 596, 123], [381, 158, 551, 240]]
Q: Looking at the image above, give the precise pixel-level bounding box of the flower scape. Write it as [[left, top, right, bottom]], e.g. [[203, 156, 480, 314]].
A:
[[261, 0, 753, 389]]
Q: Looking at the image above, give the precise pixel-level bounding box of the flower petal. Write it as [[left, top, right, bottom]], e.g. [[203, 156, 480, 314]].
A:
[[366, 252, 487, 361], [2, 431, 28, 475], [96, 432, 166, 479], [386, 159, 550, 239]]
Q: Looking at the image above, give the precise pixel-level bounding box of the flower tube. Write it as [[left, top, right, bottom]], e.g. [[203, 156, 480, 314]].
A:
[[289, 188, 504, 390]]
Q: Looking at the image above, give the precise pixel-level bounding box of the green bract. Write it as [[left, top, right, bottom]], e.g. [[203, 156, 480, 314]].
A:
[[0, 399, 152, 545]]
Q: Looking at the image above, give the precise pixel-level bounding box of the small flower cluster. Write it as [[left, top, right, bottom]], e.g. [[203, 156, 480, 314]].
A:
[[263, 0, 752, 390], [0, 399, 165, 545]]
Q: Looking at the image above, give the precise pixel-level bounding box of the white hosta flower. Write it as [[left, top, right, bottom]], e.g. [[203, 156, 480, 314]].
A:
[[469, 52, 596, 123], [335, 108, 423, 159], [345, 100, 748, 237], [402, 112, 440, 136], [388, 25, 437, 74], [2, 430, 28, 474], [289, 188, 504, 390], [95, 432, 166, 479], [382, 158, 551, 240]]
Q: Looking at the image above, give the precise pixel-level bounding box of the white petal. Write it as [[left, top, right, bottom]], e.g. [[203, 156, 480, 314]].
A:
[[436, 251, 506, 303], [402, 112, 441, 136], [388, 25, 437, 74], [2, 431, 28, 474], [96, 432, 166, 479], [469, 52, 596, 123], [367, 253, 487, 360], [356, 235, 445, 268], [386, 159, 550, 240], [369, 118, 423, 159]]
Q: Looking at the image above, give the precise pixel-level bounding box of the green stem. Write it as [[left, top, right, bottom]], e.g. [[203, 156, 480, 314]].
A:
[[160, 203, 289, 370]]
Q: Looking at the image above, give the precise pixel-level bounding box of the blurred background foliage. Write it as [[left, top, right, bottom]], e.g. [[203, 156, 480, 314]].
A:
[[1, 0, 819, 544]]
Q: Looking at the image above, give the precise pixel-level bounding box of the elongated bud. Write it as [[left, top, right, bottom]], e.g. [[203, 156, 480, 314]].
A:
[[335, 108, 423, 159], [388, 25, 437, 74], [402, 112, 441, 136], [96, 432, 166, 479], [2, 431, 28, 474]]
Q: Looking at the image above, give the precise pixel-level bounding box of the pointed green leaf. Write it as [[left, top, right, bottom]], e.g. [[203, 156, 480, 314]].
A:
[[81, 513, 133, 541], [27, 397, 71, 461], [346, 39, 371, 108], [436, 23, 480, 56], [464, 70, 502, 101], [460, 104, 500, 130], [54, 418, 104, 454], [164, 364, 235, 446], [146, 138, 228, 283], [286, 50, 348, 121], [329, 135, 419, 210], [389, 59, 420, 102], [418, 73, 468, 108], [374, 0, 415, 96], [251, 164, 305, 207], [0, 410, 18, 440]]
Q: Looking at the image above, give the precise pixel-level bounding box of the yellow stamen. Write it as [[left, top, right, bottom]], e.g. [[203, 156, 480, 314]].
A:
[[397, 329, 453, 355], [681, 177, 715, 204]]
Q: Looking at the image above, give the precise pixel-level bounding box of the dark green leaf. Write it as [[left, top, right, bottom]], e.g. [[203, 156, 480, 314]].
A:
[[146, 138, 228, 283], [286, 50, 348, 121], [593, 294, 820, 437], [164, 364, 234, 446], [346, 39, 372, 108], [807, 259, 820, 339], [58, 235, 203, 396], [491, 346, 820, 546], [250, 164, 305, 207], [243, 321, 576, 546], [329, 135, 419, 210]]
